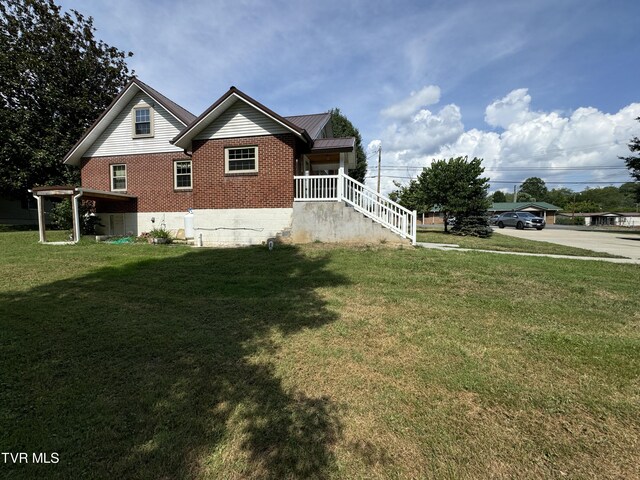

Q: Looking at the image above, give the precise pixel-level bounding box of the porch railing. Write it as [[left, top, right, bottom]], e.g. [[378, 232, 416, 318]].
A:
[[294, 175, 338, 201], [294, 173, 417, 245]]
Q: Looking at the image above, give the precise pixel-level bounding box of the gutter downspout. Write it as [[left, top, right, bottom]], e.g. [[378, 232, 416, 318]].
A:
[[72, 188, 84, 243], [29, 189, 46, 243]]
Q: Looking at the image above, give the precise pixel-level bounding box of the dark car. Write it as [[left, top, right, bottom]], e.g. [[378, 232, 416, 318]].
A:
[[496, 212, 545, 230]]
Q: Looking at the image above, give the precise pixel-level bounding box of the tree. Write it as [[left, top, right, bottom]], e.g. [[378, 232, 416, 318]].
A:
[[546, 187, 574, 208], [565, 200, 600, 213], [620, 117, 640, 202], [328, 108, 367, 182], [491, 190, 507, 202], [388, 179, 429, 213], [417, 156, 491, 236], [0, 0, 132, 200], [519, 177, 548, 202], [515, 191, 533, 202]]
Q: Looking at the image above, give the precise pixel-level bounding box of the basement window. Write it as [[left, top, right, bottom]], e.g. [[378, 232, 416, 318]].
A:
[[225, 146, 258, 173]]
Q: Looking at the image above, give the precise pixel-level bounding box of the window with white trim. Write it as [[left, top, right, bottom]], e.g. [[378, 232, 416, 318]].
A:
[[132, 106, 153, 137], [111, 164, 127, 191], [174, 160, 192, 189], [225, 146, 258, 173]]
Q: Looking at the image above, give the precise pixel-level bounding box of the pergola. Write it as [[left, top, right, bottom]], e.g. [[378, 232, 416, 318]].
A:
[[28, 186, 136, 244]]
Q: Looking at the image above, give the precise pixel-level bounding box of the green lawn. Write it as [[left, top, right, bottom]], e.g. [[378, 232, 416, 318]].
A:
[[1, 232, 639, 479], [417, 230, 622, 257]]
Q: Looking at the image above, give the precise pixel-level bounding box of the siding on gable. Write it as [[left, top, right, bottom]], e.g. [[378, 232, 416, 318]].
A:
[[84, 92, 184, 157], [195, 100, 289, 140]]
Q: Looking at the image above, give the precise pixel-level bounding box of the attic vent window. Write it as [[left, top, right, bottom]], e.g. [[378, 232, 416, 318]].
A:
[[132, 106, 154, 137]]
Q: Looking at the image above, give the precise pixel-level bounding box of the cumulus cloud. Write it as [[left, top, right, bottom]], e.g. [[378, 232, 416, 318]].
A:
[[381, 85, 441, 118], [370, 87, 640, 193], [484, 88, 536, 128]]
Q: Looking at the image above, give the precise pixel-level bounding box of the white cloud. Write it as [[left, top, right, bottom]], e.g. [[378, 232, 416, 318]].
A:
[[381, 85, 441, 118], [484, 88, 535, 128], [371, 87, 640, 193]]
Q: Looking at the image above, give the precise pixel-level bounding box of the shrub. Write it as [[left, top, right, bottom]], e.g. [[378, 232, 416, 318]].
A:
[[450, 215, 493, 238], [50, 199, 102, 234], [556, 216, 586, 226]]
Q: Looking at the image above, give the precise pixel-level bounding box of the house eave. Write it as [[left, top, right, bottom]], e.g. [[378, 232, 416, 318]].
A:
[[171, 87, 311, 149], [63, 78, 193, 167]]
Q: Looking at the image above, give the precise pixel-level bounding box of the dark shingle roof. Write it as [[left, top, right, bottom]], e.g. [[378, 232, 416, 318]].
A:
[[134, 78, 196, 124], [285, 113, 331, 140]]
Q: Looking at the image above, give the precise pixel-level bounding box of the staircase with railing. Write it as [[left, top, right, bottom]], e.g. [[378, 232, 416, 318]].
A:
[[294, 173, 417, 244]]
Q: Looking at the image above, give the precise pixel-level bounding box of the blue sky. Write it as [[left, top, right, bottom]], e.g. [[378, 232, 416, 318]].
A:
[[58, 0, 640, 193]]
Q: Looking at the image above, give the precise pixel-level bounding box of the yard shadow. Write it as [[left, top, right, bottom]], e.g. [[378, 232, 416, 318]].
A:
[[0, 245, 347, 479]]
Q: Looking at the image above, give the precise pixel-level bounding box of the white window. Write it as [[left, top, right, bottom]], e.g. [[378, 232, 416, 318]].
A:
[[132, 106, 153, 137], [225, 146, 258, 173], [111, 164, 127, 191], [174, 160, 192, 189]]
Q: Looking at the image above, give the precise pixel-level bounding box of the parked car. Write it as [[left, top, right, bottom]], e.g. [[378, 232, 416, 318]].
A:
[[495, 212, 545, 230], [489, 214, 500, 225]]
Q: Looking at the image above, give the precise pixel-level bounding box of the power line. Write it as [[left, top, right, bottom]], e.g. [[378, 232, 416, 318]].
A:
[[368, 165, 628, 171], [365, 175, 631, 185]]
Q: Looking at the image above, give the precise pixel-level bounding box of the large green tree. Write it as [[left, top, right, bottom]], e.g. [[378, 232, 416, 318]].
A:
[[328, 108, 367, 183], [519, 177, 548, 202], [417, 156, 491, 235], [388, 179, 429, 213], [0, 0, 132, 199], [620, 117, 640, 202], [491, 190, 507, 202]]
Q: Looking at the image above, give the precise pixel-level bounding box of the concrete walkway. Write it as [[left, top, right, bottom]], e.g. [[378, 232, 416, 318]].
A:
[[416, 242, 640, 265], [494, 227, 640, 261]]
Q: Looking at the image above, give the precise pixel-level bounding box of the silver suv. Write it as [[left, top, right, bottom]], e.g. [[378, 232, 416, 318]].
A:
[[496, 212, 545, 230]]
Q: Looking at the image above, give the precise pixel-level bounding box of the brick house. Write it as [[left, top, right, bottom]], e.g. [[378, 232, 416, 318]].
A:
[[31, 79, 416, 246]]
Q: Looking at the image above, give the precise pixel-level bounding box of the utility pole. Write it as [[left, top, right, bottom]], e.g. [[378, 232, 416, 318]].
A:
[[376, 144, 382, 194], [513, 185, 518, 202]]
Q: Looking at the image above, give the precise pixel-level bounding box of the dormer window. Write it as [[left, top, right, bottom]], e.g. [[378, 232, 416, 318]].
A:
[[132, 105, 153, 137]]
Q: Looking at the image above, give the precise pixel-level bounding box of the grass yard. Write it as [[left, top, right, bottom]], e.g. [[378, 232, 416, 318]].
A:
[[417, 230, 622, 257], [1, 231, 639, 479]]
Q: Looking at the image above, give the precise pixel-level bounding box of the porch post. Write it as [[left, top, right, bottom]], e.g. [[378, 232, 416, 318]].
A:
[[33, 192, 46, 243], [338, 153, 345, 201]]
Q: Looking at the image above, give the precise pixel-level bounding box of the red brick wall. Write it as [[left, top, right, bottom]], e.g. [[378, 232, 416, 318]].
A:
[[80, 134, 297, 213], [191, 134, 296, 209], [80, 152, 193, 213]]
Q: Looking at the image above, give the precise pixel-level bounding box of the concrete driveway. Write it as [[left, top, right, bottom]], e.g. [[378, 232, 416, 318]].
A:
[[494, 227, 640, 260]]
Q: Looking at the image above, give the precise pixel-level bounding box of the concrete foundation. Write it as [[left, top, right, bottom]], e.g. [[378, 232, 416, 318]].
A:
[[290, 201, 409, 244]]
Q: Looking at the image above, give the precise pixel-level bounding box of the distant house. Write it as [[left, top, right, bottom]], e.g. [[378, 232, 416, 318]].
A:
[[558, 212, 640, 227], [489, 202, 562, 224], [0, 196, 55, 226], [30, 78, 417, 245]]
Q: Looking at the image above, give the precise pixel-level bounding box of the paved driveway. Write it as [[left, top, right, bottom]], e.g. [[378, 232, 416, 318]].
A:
[[494, 227, 640, 260]]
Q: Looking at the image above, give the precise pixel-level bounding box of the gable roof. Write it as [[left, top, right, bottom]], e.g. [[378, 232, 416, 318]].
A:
[[172, 87, 311, 149], [285, 113, 331, 140], [63, 78, 195, 166], [490, 202, 562, 212], [134, 79, 196, 125]]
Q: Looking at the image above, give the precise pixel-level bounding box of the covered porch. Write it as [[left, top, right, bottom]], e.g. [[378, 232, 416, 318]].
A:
[[295, 138, 356, 201], [29, 186, 136, 244], [292, 139, 417, 244]]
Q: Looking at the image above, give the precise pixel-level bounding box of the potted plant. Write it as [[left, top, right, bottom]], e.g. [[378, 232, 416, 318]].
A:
[[149, 227, 172, 244]]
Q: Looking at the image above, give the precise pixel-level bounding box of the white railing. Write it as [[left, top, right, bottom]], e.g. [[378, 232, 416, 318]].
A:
[[294, 173, 417, 245], [294, 175, 338, 201]]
